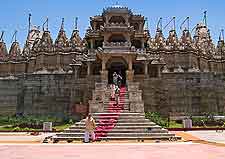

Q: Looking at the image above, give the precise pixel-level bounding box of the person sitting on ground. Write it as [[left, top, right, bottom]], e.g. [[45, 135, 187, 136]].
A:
[[84, 113, 96, 143]]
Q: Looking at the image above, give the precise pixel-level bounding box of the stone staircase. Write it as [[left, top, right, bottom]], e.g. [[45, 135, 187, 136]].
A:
[[52, 82, 181, 142]]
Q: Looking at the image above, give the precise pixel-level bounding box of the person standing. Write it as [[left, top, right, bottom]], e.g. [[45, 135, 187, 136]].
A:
[[84, 114, 96, 143], [113, 72, 118, 86], [114, 85, 120, 105]]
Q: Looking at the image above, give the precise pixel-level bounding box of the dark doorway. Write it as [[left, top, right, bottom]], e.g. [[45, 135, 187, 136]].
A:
[[108, 62, 127, 86]]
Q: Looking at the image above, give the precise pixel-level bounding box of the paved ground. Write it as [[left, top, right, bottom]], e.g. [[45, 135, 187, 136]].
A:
[[187, 131, 225, 144], [0, 143, 224, 159]]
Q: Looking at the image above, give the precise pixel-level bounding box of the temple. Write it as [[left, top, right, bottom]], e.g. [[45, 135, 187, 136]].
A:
[[0, 5, 225, 118]]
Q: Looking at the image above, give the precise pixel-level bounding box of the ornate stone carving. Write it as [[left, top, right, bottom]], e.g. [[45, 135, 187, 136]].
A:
[[0, 41, 8, 61], [54, 28, 69, 52], [36, 31, 54, 53], [9, 41, 23, 61]]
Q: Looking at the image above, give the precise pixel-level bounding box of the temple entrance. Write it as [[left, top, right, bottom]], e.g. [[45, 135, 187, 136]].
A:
[[108, 62, 127, 85]]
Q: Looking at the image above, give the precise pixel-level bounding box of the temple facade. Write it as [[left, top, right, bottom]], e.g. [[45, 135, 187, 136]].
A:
[[0, 6, 224, 118]]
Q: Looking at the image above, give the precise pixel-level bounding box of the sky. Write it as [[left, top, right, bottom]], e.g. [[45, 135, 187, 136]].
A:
[[0, 0, 225, 48]]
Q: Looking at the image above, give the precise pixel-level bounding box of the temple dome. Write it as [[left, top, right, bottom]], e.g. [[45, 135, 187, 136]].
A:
[[0, 41, 8, 61], [9, 41, 22, 61]]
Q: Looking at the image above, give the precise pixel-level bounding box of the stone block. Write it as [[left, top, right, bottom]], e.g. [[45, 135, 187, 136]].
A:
[[128, 90, 142, 102], [89, 100, 104, 113], [130, 102, 144, 113]]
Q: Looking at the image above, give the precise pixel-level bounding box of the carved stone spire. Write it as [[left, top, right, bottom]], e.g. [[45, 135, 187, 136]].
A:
[[36, 30, 54, 53], [55, 18, 69, 52], [23, 26, 41, 57], [9, 41, 22, 61], [179, 29, 194, 50], [70, 30, 82, 50], [215, 33, 225, 59], [0, 41, 8, 61], [193, 23, 215, 57], [166, 30, 179, 50], [152, 28, 165, 50]]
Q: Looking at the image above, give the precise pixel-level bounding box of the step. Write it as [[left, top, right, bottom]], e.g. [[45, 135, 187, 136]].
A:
[[64, 128, 168, 133], [52, 136, 181, 142], [55, 132, 175, 137], [74, 122, 157, 127], [79, 118, 153, 123], [91, 112, 145, 116], [69, 125, 161, 130]]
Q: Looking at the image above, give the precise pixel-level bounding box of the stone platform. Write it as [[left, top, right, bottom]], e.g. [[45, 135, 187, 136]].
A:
[[52, 82, 181, 142]]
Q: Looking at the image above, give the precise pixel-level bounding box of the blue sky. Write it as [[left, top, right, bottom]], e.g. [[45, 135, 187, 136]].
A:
[[0, 0, 225, 48]]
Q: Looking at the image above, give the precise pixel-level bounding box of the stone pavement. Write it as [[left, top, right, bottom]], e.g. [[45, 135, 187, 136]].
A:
[[186, 130, 225, 144], [0, 143, 225, 159], [0, 132, 55, 143]]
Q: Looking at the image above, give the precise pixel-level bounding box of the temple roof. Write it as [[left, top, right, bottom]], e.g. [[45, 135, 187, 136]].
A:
[[0, 41, 8, 61], [36, 31, 54, 53], [103, 5, 132, 15], [70, 30, 82, 49], [54, 27, 69, 52], [9, 41, 22, 61], [166, 30, 179, 46]]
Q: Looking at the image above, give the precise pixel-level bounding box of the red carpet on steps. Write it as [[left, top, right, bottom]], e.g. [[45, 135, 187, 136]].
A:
[[94, 87, 126, 140]]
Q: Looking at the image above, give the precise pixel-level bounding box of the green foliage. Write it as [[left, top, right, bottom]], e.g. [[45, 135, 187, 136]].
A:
[[145, 112, 168, 127], [0, 115, 76, 131]]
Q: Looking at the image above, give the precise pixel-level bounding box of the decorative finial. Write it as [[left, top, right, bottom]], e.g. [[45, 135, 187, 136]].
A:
[[180, 17, 190, 31], [144, 17, 149, 30], [203, 11, 207, 26], [11, 30, 18, 43], [74, 17, 78, 30], [60, 18, 65, 30], [163, 17, 176, 31], [219, 29, 224, 41], [42, 17, 49, 31], [0, 31, 4, 42], [28, 13, 32, 34], [157, 17, 162, 31]]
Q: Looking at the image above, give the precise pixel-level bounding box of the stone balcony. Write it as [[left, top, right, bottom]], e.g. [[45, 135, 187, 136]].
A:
[[103, 42, 132, 53], [101, 24, 134, 32]]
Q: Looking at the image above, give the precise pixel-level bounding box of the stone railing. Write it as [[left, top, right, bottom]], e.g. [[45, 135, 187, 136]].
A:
[[105, 23, 128, 27], [103, 41, 131, 48]]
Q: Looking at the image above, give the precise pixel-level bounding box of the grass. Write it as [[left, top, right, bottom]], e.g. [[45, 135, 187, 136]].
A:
[[167, 121, 183, 128], [53, 124, 73, 131], [0, 123, 73, 132]]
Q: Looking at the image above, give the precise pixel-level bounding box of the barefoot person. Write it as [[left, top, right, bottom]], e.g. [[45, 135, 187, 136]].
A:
[[84, 114, 96, 143]]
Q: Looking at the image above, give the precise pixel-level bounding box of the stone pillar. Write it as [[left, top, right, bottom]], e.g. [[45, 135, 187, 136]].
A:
[[157, 65, 161, 78], [126, 56, 134, 81], [40, 53, 44, 70], [87, 62, 91, 76], [144, 61, 149, 77], [56, 54, 61, 70], [8, 62, 11, 75], [70, 63, 81, 79], [126, 70, 134, 81], [141, 39, 145, 49], [100, 57, 108, 82], [90, 39, 94, 49]]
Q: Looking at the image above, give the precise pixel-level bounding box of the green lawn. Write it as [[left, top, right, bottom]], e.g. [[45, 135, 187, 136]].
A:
[[0, 123, 73, 131]]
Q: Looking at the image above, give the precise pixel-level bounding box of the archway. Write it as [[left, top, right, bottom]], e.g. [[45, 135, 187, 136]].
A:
[[108, 34, 126, 43], [109, 16, 126, 24], [106, 57, 128, 85]]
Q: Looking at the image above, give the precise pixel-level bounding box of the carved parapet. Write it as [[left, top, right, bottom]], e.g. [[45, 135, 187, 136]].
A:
[[88, 100, 104, 113], [128, 90, 143, 102], [129, 102, 144, 113], [127, 82, 139, 91]]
